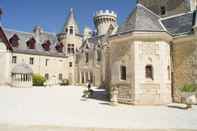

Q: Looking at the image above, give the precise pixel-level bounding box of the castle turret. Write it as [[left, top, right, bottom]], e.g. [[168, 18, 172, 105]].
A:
[[63, 8, 80, 36], [57, 8, 82, 53], [94, 10, 117, 36]]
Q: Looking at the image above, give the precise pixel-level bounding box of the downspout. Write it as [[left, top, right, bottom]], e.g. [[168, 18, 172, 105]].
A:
[[170, 41, 175, 102]]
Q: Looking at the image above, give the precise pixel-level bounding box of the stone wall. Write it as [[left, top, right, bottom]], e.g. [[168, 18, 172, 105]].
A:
[[75, 45, 102, 87], [0, 42, 11, 85], [134, 40, 172, 105], [109, 40, 134, 104], [172, 39, 197, 102]]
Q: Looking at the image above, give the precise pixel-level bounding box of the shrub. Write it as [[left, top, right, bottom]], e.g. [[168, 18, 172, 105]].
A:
[[180, 84, 197, 93], [33, 74, 46, 86], [60, 79, 69, 86]]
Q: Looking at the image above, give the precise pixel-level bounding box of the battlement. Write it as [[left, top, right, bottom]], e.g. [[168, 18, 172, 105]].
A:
[[94, 10, 117, 18]]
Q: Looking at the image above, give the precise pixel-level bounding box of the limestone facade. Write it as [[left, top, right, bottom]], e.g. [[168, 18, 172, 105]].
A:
[[1, 0, 197, 105]]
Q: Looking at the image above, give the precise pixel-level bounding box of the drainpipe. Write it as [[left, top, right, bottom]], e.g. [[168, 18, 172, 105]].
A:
[[170, 41, 175, 102]]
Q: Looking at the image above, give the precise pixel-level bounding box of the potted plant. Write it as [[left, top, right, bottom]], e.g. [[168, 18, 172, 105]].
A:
[[180, 84, 197, 105]]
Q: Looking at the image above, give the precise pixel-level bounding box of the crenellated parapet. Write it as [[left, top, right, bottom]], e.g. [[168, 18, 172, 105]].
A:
[[94, 10, 117, 35]]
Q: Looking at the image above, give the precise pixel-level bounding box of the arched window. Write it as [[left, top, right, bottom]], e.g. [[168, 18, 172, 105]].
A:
[[69, 26, 73, 35], [145, 65, 153, 80], [167, 66, 171, 80]]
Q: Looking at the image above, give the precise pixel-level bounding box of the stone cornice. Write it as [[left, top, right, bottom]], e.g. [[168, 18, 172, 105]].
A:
[[109, 31, 172, 44], [173, 34, 197, 43]]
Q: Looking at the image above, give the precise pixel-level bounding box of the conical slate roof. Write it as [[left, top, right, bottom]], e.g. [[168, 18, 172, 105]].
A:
[[118, 4, 164, 33], [63, 8, 80, 34]]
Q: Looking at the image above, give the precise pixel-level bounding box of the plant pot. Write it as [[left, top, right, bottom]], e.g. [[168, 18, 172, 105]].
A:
[[180, 92, 197, 105]]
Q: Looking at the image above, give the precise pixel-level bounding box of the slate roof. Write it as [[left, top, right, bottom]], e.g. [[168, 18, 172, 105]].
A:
[[63, 8, 80, 35], [118, 4, 164, 33], [3, 28, 66, 57], [161, 12, 194, 36]]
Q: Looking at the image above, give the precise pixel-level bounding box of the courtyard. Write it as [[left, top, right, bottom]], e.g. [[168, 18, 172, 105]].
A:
[[0, 86, 197, 131]]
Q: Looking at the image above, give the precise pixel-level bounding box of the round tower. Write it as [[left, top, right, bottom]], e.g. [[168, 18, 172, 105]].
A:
[[94, 10, 117, 36]]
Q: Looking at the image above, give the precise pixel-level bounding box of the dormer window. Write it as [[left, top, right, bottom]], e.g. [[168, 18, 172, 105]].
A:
[[26, 37, 36, 49], [160, 6, 166, 15], [9, 34, 19, 47], [55, 43, 64, 52], [42, 40, 51, 51]]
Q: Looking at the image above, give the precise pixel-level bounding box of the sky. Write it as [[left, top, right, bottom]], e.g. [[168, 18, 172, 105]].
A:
[[0, 0, 137, 33]]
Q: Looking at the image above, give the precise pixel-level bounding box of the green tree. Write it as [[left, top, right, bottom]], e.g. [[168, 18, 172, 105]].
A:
[[33, 74, 46, 86]]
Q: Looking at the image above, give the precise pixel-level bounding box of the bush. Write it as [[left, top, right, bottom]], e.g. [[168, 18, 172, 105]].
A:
[[60, 79, 69, 86], [180, 84, 197, 93], [82, 89, 93, 98], [33, 74, 46, 86]]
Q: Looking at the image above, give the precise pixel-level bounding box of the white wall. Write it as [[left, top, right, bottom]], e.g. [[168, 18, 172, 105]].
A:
[[10, 53, 69, 85], [0, 42, 11, 85]]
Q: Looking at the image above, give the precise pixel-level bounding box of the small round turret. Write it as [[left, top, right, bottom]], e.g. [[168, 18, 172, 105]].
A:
[[94, 10, 117, 36]]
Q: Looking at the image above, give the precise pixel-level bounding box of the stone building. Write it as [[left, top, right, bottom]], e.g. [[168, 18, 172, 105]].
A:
[[1, 0, 197, 104]]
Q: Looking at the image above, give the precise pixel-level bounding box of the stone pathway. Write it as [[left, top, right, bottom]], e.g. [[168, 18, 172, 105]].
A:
[[0, 86, 197, 130]]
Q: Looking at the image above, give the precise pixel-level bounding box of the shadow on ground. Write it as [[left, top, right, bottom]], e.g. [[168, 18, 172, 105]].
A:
[[81, 88, 110, 103]]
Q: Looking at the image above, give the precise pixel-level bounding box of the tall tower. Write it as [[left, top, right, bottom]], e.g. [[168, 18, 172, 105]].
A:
[[57, 8, 82, 55], [57, 8, 82, 85], [94, 10, 117, 36]]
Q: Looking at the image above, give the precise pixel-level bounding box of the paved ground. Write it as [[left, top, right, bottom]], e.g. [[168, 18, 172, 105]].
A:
[[0, 86, 197, 131]]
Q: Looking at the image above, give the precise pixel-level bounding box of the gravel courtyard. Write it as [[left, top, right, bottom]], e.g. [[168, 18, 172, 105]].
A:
[[0, 86, 197, 131]]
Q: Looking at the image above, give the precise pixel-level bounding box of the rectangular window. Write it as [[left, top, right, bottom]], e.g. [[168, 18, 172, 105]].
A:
[[146, 65, 153, 80], [45, 59, 49, 66], [97, 50, 101, 62], [85, 53, 89, 63], [12, 56, 17, 64], [161, 6, 166, 15], [67, 44, 71, 54], [59, 73, 63, 80], [45, 73, 49, 80], [29, 57, 34, 65], [67, 44, 75, 54], [120, 65, 126, 80], [69, 62, 72, 67]]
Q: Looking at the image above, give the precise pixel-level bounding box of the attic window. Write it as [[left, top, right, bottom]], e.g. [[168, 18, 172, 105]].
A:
[[160, 6, 166, 15], [26, 37, 36, 49], [9, 34, 19, 47], [55, 43, 64, 52], [42, 40, 51, 51]]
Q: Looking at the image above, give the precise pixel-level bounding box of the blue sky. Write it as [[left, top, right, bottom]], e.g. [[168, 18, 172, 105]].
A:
[[0, 0, 137, 33]]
